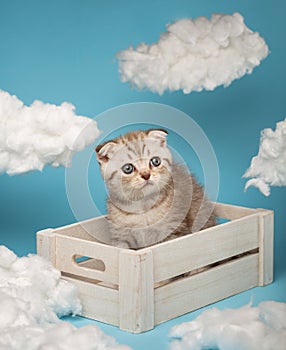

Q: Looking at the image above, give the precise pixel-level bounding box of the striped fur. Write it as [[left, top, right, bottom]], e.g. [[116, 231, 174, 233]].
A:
[[96, 129, 216, 249]]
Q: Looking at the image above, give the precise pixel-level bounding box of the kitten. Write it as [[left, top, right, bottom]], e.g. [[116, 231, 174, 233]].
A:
[[95, 129, 216, 249]]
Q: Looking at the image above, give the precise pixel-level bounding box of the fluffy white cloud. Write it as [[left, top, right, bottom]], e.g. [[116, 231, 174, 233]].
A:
[[169, 302, 286, 350], [244, 118, 286, 196], [0, 90, 100, 175], [0, 245, 82, 324], [117, 13, 269, 95], [0, 322, 131, 350], [0, 245, 131, 350]]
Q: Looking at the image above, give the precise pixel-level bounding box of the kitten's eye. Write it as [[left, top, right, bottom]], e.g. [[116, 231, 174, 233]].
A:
[[122, 163, 134, 174], [150, 156, 161, 167]]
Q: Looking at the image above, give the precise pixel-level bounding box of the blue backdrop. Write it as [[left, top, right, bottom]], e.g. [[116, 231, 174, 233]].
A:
[[0, 1, 285, 349]]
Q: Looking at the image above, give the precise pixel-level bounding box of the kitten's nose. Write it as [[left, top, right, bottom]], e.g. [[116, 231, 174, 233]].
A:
[[140, 171, 151, 180]]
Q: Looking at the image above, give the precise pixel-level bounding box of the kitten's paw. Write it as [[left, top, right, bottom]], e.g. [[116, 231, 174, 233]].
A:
[[111, 240, 130, 249]]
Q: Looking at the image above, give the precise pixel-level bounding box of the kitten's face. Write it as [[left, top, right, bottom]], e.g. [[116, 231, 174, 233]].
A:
[[96, 129, 172, 202]]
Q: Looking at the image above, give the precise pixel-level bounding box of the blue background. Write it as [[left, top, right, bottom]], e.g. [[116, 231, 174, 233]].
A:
[[0, 1, 285, 349]]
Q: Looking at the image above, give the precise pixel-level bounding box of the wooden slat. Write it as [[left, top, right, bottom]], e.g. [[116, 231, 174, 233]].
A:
[[62, 276, 119, 326], [55, 216, 111, 244], [119, 250, 154, 333], [150, 214, 259, 283], [37, 229, 57, 265], [214, 202, 257, 220], [56, 235, 120, 284], [258, 210, 274, 286], [154, 254, 259, 325]]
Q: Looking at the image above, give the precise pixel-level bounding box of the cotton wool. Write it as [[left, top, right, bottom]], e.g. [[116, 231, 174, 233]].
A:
[[244, 118, 286, 196], [0, 90, 100, 175], [0, 245, 82, 324], [0, 246, 131, 350], [117, 13, 269, 95], [170, 302, 286, 350]]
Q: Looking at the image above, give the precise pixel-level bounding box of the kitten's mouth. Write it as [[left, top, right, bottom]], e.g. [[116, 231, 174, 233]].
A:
[[132, 180, 154, 191], [141, 180, 153, 188]]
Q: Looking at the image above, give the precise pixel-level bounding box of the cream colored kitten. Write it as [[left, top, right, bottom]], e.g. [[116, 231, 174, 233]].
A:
[[96, 129, 216, 249]]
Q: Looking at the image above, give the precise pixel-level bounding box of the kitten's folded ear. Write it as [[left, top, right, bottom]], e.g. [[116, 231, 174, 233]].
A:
[[147, 129, 168, 146], [95, 141, 117, 164]]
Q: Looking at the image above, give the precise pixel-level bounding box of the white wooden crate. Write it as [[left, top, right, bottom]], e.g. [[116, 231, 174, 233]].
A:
[[36, 202, 274, 333]]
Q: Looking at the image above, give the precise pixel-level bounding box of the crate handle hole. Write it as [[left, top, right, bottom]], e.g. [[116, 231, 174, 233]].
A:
[[73, 255, 106, 272]]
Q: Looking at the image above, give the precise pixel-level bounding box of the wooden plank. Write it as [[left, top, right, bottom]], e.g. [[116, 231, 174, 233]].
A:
[[154, 254, 259, 325], [258, 209, 274, 286], [150, 214, 259, 283], [55, 235, 120, 284], [214, 202, 257, 220], [36, 228, 57, 265], [62, 276, 119, 326], [55, 216, 111, 244], [119, 250, 154, 333]]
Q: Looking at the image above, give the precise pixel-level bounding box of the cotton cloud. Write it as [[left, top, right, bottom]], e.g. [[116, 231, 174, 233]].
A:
[[0, 245, 131, 350], [117, 13, 269, 95], [244, 118, 286, 196], [0, 245, 82, 324], [0, 90, 100, 175], [169, 302, 286, 350], [0, 322, 131, 350]]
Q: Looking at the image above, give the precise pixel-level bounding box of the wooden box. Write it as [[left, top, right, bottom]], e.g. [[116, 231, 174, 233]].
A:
[[36, 203, 274, 333]]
